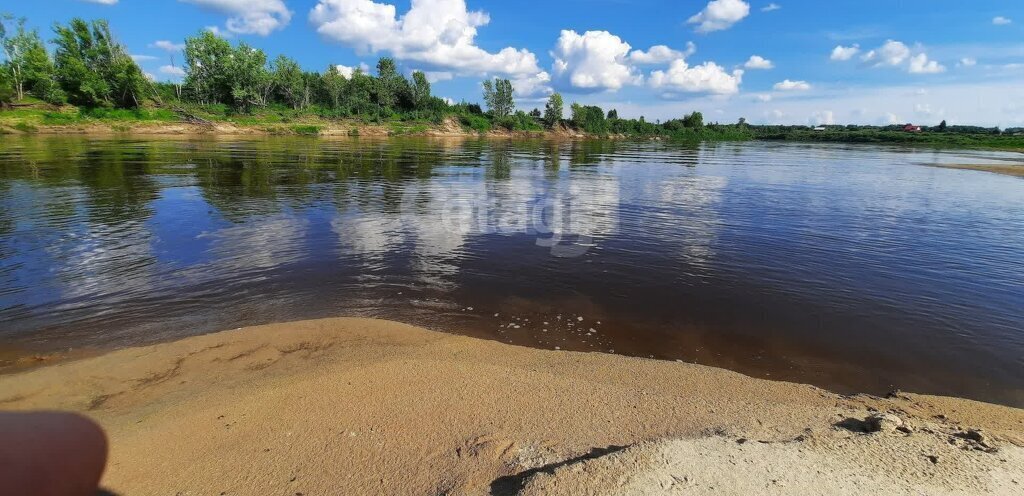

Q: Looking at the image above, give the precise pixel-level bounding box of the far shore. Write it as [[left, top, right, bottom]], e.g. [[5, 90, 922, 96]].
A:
[[0, 115, 594, 140], [1, 317, 1021, 494], [5, 119, 1024, 159]]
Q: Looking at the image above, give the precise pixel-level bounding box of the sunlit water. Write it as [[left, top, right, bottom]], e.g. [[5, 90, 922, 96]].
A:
[[1, 136, 1022, 405]]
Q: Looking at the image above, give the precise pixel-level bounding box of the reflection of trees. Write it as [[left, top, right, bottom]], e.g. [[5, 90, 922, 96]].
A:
[[77, 145, 161, 225], [569, 139, 620, 167], [485, 141, 512, 180], [544, 141, 563, 177], [0, 137, 164, 227]]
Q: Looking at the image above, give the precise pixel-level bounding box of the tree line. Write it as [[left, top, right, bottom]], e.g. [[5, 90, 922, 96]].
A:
[[21, 12, 992, 142], [3, 13, 738, 135]]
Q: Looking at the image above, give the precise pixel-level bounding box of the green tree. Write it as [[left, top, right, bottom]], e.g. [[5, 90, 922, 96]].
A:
[[301, 71, 320, 109], [53, 19, 107, 106], [227, 43, 270, 112], [682, 111, 704, 128], [347, 68, 374, 115], [937, 119, 947, 132], [0, 61, 12, 105], [271, 54, 304, 109], [1, 15, 62, 103], [543, 92, 563, 128], [570, 103, 608, 134], [483, 77, 514, 118], [607, 108, 618, 120], [410, 70, 431, 110], [374, 57, 405, 112], [183, 30, 233, 105], [53, 18, 147, 108], [320, 65, 347, 110]]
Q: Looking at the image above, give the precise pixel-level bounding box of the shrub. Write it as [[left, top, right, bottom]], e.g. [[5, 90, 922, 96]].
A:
[[13, 122, 38, 133], [460, 113, 491, 133]]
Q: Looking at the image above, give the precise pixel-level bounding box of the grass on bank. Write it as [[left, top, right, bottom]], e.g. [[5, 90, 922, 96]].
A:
[[756, 128, 1024, 151], [3, 101, 1024, 151]]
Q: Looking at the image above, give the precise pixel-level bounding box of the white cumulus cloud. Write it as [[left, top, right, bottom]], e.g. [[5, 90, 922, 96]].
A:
[[993, 16, 1012, 25], [310, 0, 541, 78], [830, 44, 860, 61], [773, 79, 811, 91], [512, 71, 554, 99], [958, 57, 977, 67], [335, 65, 356, 78], [629, 42, 696, 65], [649, 60, 743, 95], [853, 40, 945, 74], [551, 30, 641, 92], [335, 62, 371, 78], [744, 55, 774, 69], [861, 40, 911, 66], [687, 0, 750, 33], [762, 3, 781, 12], [908, 53, 945, 74], [79, 0, 118, 4], [180, 0, 292, 36]]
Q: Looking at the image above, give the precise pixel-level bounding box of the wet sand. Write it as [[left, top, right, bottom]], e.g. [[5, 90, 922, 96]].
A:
[[1, 318, 1022, 494]]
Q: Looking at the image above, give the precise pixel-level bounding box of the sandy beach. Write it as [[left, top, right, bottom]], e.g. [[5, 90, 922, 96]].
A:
[[1, 317, 1022, 495]]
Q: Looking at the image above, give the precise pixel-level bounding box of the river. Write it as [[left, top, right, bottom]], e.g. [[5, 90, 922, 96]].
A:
[[1, 136, 1022, 405]]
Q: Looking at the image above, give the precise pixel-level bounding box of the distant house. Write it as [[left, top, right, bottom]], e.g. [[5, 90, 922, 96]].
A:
[[813, 126, 827, 131], [903, 124, 922, 132]]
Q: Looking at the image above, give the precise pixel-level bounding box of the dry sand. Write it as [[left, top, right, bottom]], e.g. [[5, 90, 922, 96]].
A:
[[926, 162, 1024, 178], [0, 317, 1021, 495]]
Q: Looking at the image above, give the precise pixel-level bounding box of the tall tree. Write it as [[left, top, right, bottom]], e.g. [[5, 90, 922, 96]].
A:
[[1, 14, 62, 102], [374, 57, 405, 112], [228, 43, 270, 112], [483, 78, 514, 118], [183, 30, 233, 106], [271, 54, 304, 110], [53, 18, 147, 108], [410, 71, 430, 110], [543, 92, 563, 128], [347, 68, 374, 115], [606, 108, 618, 120], [320, 65, 347, 110]]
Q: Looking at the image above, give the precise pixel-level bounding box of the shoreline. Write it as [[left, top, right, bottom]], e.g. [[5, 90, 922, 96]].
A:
[[1, 317, 1020, 494], [3, 121, 1024, 161], [0, 116, 593, 140]]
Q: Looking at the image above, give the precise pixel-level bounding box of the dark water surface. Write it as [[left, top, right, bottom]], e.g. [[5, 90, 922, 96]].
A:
[[1, 136, 1022, 405]]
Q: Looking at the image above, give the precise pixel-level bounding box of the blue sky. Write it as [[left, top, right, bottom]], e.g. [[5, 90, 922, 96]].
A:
[[8, 0, 1024, 126]]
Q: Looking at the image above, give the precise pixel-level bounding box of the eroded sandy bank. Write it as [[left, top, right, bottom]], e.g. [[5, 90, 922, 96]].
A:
[[0, 318, 1021, 494]]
